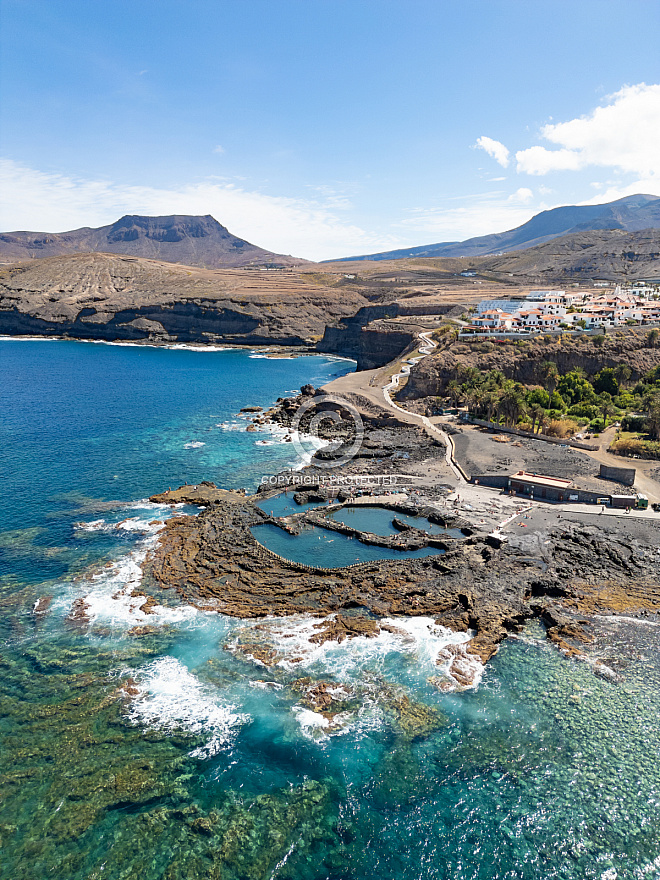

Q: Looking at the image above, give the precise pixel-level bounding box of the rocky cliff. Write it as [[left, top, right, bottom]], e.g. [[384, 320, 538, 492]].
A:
[[318, 302, 459, 369], [0, 252, 367, 346], [399, 329, 660, 400]]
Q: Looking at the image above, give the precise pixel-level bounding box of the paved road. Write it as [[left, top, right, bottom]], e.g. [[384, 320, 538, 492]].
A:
[[323, 335, 660, 505], [322, 331, 467, 483], [581, 425, 660, 503]]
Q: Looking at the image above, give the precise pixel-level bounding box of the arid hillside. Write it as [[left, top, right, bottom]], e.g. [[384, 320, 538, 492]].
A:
[[0, 214, 311, 269], [322, 228, 660, 285], [0, 252, 367, 345]]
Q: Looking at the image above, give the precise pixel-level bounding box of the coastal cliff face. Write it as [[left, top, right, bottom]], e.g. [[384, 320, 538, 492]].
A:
[[399, 329, 660, 400], [0, 252, 368, 346], [318, 303, 458, 369]]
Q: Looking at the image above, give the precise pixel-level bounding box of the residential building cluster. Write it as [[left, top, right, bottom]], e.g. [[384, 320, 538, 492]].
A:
[[464, 282, 660, 335]]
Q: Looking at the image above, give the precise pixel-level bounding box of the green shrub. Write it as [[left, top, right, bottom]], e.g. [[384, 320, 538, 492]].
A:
[[609, 438, 660, 459], [621, 414, 647, 433], [545, 418, 580, 438], [568, 403, 600, 420]]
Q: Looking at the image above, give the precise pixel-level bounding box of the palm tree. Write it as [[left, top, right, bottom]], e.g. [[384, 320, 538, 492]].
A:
[[498, 384, 528, 427], [446, 380, 463, 407], [540, 361, 559, 394], [460, 366, 483, 390], [599, 392, 614, 430], [483, 390, 500, 423], [487, 370, 506, 389], [529, 404, 545, 434], [613, 364, 632, 389], [465, 388, 484, 417], [644, 392, 660, 440]]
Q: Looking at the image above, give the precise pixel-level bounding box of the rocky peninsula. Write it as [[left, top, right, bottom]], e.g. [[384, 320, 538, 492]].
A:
[[143, 384, 660, 673]]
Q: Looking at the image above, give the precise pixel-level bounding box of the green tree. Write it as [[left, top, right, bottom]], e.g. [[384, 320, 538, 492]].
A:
[[446, 380, 463, 407], [486, 370, 506, 390], [529, 404, 546, 434], [647, 328, 660, 347], [549, 390, 566, 411], [593, 367, 619, 396], [482, 390, 500, 422], [498, 383, 528, 427], [613, 364, 632, 389], [540, 361, 559, 394], [557, 370, 595, 405], [459, 365, 484, 390], [465, 388, 483, 416], [526, 387, 550, 408], [644, 392, 660, 440], [599, 392, 614, 429]]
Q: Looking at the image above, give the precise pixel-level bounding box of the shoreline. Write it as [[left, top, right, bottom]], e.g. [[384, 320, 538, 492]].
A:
[[0, 333, 358, 363], [144, 372, 660, 666]]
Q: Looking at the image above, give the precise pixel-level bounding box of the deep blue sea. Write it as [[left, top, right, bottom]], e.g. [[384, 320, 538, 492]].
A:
[[1, 338, 660, 880]]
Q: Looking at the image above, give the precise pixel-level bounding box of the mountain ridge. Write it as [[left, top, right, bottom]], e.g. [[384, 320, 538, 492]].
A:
[[0, 214, 312, 269], [330, 194, 660, 262]]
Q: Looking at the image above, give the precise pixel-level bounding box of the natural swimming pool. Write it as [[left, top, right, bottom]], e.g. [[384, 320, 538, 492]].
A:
[[329, 505, 465, 539], [255, 493, 329, 518], [250, 522, 445, 568]]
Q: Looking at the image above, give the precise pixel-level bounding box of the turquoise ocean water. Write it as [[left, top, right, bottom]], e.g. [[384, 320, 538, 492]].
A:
[[1, 339, 660, 880]]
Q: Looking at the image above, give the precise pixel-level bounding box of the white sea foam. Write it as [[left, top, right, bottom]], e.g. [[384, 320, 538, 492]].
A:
[[0, 335, 59, 342], [231, 614, 478, 739], [249, 679, 284, 691], [165, 344, 232, 352], [88, 340, 232, 352], [69, 543, 186, 628], [123, 656, 248, 757], [74, 519, 108, 532], [293, 707, 330, 733], [60, 518, 199, 629], [184, 441, 206, 449], [74, 516, 164, 535], [225, 614, 484, 690], [249, 352, 296, 360]]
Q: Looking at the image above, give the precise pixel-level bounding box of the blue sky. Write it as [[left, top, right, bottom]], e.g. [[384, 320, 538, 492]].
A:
[[1, 0, 659, 259]]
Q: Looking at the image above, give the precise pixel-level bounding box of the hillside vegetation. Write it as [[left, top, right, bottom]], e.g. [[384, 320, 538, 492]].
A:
[[398, 326, 660, 456]]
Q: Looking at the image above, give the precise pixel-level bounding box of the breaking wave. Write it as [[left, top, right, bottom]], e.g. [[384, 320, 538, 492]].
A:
[[122, 656, 248, 757]]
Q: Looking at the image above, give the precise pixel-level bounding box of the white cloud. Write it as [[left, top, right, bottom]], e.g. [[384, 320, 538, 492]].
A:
[[0, 159, 397, 261], [475, 136, 510, 168], [515, 83, 660, 183], [515, 146, 583, 175], [212, 145, 225, 155], [507, 187, 534, 204]]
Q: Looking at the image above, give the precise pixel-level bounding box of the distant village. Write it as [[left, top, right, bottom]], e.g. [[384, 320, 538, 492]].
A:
[[463, 280, 660, 336]]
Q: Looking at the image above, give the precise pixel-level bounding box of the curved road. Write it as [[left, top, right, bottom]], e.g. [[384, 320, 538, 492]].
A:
[[323, 330, 467, 483], [323, 333, 660, 502]]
